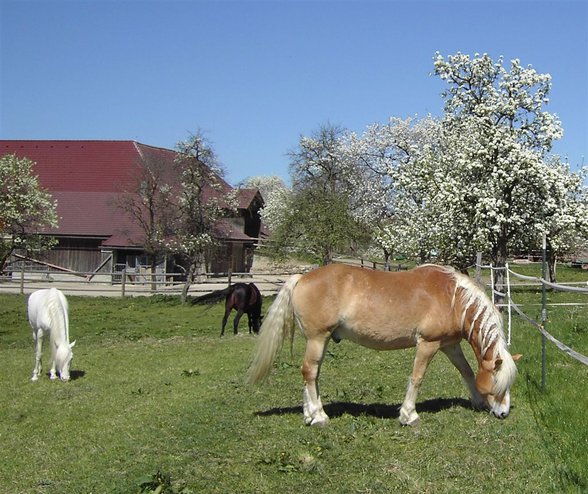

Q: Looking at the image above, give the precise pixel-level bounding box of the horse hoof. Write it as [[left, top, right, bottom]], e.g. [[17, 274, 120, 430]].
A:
[[31, 376, 38, 382], [309, 416, 330, 427], [400, 416, 420, 427], [399, 409, 420, 426]]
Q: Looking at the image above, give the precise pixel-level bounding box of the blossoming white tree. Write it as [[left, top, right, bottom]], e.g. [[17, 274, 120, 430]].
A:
[[432, 52, 574, 289], [256, 53, 586, 282], [344, 116, 443, 265], [341, 53, 587, 289], [517, 157, 588, 280], [0, 154, 58, 272], [170, 132, 236, 302]]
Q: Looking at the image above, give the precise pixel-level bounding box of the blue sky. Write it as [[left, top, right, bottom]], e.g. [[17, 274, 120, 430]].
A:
[[1, 0, 587, 185]]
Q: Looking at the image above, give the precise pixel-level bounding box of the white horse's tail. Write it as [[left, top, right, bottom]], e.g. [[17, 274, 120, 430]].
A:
[[246, 274, 302, 385]]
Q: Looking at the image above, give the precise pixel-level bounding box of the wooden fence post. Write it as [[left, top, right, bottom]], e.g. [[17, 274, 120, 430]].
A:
[[121, 267, 126, 298]]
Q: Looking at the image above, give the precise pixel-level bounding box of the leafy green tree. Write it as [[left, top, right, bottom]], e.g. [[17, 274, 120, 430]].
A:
[[0, 154, 58, 272], [269, 186, 367, 265], [268, 124, 367, 265]]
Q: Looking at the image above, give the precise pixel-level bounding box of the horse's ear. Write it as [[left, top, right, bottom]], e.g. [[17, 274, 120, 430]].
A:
[[70, 340, 77, 348], [512, 353, 522, 361]]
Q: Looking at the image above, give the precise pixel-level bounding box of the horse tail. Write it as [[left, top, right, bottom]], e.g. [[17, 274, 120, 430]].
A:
[[246, 274, 303, 385], [191, 286, 233, 305]]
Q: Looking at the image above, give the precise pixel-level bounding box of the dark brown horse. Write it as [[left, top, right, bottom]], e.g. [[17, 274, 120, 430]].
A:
[[193, 283, 262, 336]]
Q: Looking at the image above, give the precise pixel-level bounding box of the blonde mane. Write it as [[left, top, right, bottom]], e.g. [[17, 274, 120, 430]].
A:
[[451, 269, 517, 394]]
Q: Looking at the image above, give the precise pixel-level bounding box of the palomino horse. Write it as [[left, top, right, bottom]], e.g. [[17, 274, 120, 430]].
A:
[[247, 263, 521, 426], [27, 288, 76, 381], [193, 282, 262, 336]]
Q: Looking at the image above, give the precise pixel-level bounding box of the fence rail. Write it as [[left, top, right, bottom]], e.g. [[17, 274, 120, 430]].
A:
[[0, 267, 301, 297], [1, 257, 406, 298]]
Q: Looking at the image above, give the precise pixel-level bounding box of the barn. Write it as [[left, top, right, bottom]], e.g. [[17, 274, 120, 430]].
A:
[[0, 140, 264, 278]]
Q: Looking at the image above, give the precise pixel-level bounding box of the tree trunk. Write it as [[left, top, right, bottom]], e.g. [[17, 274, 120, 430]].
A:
[[0, 250, 11, 274], [383, 248, 391, 271], [150, 256, 157, 292], [322, 246, 333, 266], [181, 262, 196, 303], [492, 237, 508, 308]]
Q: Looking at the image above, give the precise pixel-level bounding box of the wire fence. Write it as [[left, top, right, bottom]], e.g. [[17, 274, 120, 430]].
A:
[[481, 262, 588, 372]]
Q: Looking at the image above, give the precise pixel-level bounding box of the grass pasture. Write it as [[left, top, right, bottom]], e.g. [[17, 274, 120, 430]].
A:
[[0, 266, 587, 493]]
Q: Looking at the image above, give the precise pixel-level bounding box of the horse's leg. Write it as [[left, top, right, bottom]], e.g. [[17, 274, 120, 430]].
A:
[[301, 337, 330, 426], [247, 313, 253, 334], [441, 343, 486, 410], [233, 309, 244, 335], [220, 308, 231, 337], [48, 337, 57, 380], [399, 340, 440, 426], [49, 358, 58, 380], [31, 329, 43, 381]]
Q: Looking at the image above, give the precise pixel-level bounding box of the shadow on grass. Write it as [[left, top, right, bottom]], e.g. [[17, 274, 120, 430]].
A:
[[69, 370, 86, 380], [255, 397, 472, 420]]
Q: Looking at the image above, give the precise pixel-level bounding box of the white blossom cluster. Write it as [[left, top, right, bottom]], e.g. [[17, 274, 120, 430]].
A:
[[257, 53, 588, 269]]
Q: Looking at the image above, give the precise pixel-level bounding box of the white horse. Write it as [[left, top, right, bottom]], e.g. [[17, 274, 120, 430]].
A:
[[27, 288, 76, 381]]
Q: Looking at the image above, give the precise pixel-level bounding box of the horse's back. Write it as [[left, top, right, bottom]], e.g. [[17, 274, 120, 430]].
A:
[[292, 263, 461, 349], [228, 282, 261, 311], [28, 289, 51, 330], [248, 283, 262, 310], [28, 288, 68, 332]]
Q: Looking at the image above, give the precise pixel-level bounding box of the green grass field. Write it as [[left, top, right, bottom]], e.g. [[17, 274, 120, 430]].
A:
[[0, 265, 587, 493]]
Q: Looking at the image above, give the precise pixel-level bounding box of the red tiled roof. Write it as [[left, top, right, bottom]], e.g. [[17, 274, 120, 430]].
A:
[[0, 140, 257, 248], [2, 140, 142, 191], [49, 191, 122, 237]]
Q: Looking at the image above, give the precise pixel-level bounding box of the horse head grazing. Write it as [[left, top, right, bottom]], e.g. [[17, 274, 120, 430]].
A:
[[475, 345, 522, 418], [55, 340, 76, 381], [453, 271, 522, 419]]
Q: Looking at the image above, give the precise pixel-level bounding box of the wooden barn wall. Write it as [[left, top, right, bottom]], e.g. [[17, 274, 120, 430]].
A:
[[208, 243, 250, 273], [46, 238, 103, 273], [40, 238, 253, 275]]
